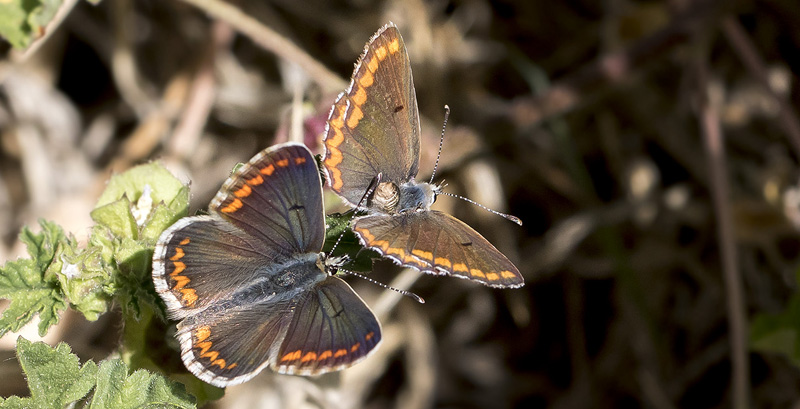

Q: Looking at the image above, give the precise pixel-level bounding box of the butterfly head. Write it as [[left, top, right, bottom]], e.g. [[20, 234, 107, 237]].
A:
[[320, 252, 349, 275]]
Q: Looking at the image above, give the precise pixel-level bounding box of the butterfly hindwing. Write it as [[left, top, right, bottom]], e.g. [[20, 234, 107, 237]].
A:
[[352, 211, 523, 288], [276, 276, 382, 375]]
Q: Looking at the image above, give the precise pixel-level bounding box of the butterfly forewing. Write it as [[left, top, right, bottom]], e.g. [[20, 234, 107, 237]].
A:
[[211, 143, 325, 254], [323, 23, 421, 207], [153, 215, 287, 318]]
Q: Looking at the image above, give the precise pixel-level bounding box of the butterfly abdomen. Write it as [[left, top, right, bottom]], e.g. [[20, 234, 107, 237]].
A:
[[370, 182, 400, 213]]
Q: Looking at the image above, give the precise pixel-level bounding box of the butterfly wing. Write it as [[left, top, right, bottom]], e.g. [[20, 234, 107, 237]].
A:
[[276, 276, 382, 375], [323, 22, 421, 206], [153, 143, 325, 318], [174, 293, 296, 387], [210, 142, 325, 254], [154, 215, 286, 319], [353, 211, 524, 288]]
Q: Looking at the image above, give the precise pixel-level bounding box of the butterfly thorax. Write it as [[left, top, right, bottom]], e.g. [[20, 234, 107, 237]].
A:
[[230, 254, 326, 305], [369, 180, 436, 214]]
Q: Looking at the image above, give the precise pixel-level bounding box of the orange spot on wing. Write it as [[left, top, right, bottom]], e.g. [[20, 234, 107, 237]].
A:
[[260, 164, 275, 175], [233, 184, 252, 198], [334, 349, 347, 358], [221, 198, 243, 213], [324, 104, 347, 191], [276, 159, 289, 167], [212, 358, 226, 369], [365, 332, 374, 341], [346, 105, 363, 128], [485, 272, 499, 281], [350, 342, 360, 352], [294, 156, 306, 165], [388, 38, 400, 54], [359, 69, 374, 87], [301, 352, 318, 362], [434, 257, 452, 269], [201, 350, 220, 362], [171, 261, 185, 276], [173, 275, 190, 290], [281, 350, 302, 362], [352, 86, 367, 106], [180, 238, 190, 245], [453, 263, 468, 273], [196, 341, 213, 356], [227, 363, 238, 369], [247, 174, 264, 186], [412, 249, 433, 261], [366, 57, 379, 74], [355, 226, 373, 241], [318, 350, 332, 360], [470, 269, 486, 279], [386, 247, 406, 259], [196, 326, 211, 342], [182, 289, 198, 306], [501, 270, 518, 279], [375, 46, 387, 61], [170, 248, 184, 261], [374, 240, 390, 252]]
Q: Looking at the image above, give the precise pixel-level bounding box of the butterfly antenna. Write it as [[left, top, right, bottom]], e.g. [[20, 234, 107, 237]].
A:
[[439, 191, 523, 226], [328, 175, 381, 257], [429, 105, 450, 184], [339, 268, 425, 304]]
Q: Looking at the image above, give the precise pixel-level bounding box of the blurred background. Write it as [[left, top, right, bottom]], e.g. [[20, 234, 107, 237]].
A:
[[1, 0, 800, 407]]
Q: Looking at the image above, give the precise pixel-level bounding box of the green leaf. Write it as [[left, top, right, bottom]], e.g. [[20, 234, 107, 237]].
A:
[[2, 337, 98, 409], [323, 212, 375, 272], [95, 163, 187, 212], [0, 0, 62, 49], [90, 359, 195, 409], [751, 267, 800, 367], [751, 296, 800, 366], [0, 221, 72, 338], [2, 337, 196, 409], [91, 196, 138, 240], [140, 185, 190, 243], [57, 245, 113, 321], [120, 305, 223, 404], [92, 163, 189, 244], [19, 219, 72, 281]]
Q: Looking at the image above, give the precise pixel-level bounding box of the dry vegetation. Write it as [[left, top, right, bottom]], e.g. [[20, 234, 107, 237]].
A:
[[1, 0, 800, 408]]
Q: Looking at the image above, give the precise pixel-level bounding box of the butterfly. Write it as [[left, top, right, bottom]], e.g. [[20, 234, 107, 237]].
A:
[[322, 23, 524, 288], [152, 143, 381, 387]]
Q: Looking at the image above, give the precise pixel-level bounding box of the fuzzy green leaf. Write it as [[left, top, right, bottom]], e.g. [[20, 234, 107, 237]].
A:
[[91, 196, 139, 240], [91, 359, 195, 409], [92, 164, 188, 245], [1, 337, 98, 409], [95, 163, 185, 209], [0, 0, 61, 49], [0, 221, 73, 338], [19, 219, 72, 281], [57, 245, 113, 321], [323, 212, 374, 272]]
